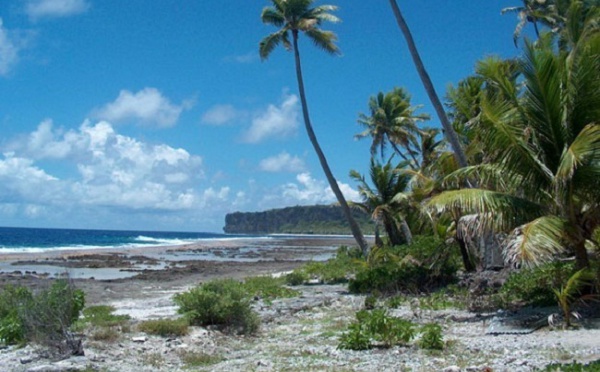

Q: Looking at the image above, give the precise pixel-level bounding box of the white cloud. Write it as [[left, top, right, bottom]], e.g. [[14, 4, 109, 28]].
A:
[[0, 19, 21, 76], [242, 94, 299, 143], [224, 52, 257, 64], [259, 152, 305, 173], [92, 88, 193, 128], [4, 120, 205, 212], [25, 0, 90, 21], [201, 104, 238, 125], [260, 172, 360, 206]]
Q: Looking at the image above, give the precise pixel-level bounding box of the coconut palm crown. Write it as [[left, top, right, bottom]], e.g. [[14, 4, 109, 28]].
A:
[[427, 30, 600, 269]]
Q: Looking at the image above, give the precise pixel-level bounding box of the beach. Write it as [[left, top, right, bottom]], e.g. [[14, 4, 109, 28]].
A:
[[1, 236, 600, 371], [0, 235, 358, 311]]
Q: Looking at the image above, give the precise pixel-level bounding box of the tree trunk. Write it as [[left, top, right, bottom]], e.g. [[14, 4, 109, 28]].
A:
[[457, 235, 476, 272], [388, 0, 469, 169], [573, 239, 590, 270], [291, 30, 370, 256], [399, 218, 413, 245]]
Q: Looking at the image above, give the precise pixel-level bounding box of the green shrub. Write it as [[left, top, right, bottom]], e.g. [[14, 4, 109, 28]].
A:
[[418, 323, 444, 350], [338, 309, 416, 350], [418, 289, 466, 311], [284, 270, 308, 286], [385, 294, 406, 309], [0, 280, 86, 355], [138, 318, 189, 337], [500, 261, 576, 307], [174, 279, 259, 335], [296, 246, 364, 284], [364, 295, 377, 310], [0, 285, 32, 345], [544, 359, 600, 371], [362, 309, 416, 347], [348, 236, 459, 294], [337, 322, 371, 351], [242, 276, 299, 301]]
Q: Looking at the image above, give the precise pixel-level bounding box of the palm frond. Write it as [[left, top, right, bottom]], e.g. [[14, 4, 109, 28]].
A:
[[304, 29, 340, 55], [504, 216, 568, 268], [259, 30, 288, 60], [556, 124, 600, 183], [427, 188, 544, 231], [261, 7, 285, 27]]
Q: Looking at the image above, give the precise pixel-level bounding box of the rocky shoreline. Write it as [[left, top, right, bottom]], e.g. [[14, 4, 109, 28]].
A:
[[0, 238, 599, 371]]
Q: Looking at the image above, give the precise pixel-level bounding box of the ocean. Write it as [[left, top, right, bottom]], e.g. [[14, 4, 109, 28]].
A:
[[0, 226, 253, 253]]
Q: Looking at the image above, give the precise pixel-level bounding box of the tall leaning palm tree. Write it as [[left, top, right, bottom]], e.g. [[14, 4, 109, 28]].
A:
[[259, 0, 369, 254], [388, 1, 469, 169]]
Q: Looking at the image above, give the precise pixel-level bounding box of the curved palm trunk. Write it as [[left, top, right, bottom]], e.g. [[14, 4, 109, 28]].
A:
[[291, 30, 370, 255], [399, 218, 413, 245], [388, 0, 469, 169]]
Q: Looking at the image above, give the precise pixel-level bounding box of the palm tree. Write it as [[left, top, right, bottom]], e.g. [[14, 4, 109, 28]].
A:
[[387, 0, 469, 169], [350, 159, 413, 246], [259, 0, 369, 254], [503, 0, 600, 50], [428, 31, 600, 270], [355, 87, 429, 168]]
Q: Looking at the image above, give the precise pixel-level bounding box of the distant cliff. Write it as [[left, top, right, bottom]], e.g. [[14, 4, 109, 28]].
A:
[[223, 205, 375, 235]]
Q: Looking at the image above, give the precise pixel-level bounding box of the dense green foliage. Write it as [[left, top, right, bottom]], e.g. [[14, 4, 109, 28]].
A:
[[338, 309, 417, 350], [285, 245, 364, 285], [0, 281, 85, 351], [418, 322, 445, 350], [223, 205, 375, 234], [174, 279, 260, 335], [348, 236, 460, 294], [500, 261, 577, 307], [174, 275, 299, 335]]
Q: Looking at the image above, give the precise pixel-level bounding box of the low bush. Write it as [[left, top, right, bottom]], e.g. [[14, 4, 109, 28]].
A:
[[174, 279, 259, 335], [348, 236, 460, 295], [242, 276, 299, 302], [338, 309, 416, 350], [418, 323, 444, 350], [500, 261, 576, 308], [138, 318, 189, 337], [0, 280, 85, 356], [290, 245, 364, 285], [284, 271, 308, 286]]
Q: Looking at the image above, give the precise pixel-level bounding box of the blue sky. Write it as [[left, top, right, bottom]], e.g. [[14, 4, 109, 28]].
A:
[[0, 0, 522, 232]]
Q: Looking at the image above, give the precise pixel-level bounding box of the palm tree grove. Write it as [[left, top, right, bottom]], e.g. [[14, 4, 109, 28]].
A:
[[260, 0, 600, 345], [3, 1, 600, 370]]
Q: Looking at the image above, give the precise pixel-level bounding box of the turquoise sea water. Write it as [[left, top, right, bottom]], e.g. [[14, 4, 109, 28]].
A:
[[0, 226, 254, 253]]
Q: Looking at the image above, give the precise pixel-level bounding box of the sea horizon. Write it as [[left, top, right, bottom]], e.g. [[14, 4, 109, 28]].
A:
[[0, 226, 266, 254]]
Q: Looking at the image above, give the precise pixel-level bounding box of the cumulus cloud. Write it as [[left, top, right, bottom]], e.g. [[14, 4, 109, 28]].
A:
[[4, 120, 205, 212], [259, 152, 305, 173], [0, 19, 22, 76], [25, 0, 90, 21], [201, 104, 238, 125], [92, 88, 193, 128], [242, 94, 299, 143], [261, 172, 360, 206]]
